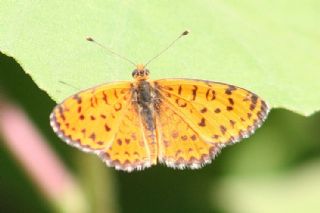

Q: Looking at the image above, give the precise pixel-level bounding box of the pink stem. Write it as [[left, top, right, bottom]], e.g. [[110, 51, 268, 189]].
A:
[[0, 100, 78, 203]]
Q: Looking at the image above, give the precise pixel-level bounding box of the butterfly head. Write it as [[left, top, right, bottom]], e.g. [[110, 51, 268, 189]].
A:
[[132, 64, 150, 80]]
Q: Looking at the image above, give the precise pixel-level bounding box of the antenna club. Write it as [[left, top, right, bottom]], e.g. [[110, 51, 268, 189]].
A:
[[144, 30, 190, 66], [182, 30, 190, 36], [86, 37, 94, 42]]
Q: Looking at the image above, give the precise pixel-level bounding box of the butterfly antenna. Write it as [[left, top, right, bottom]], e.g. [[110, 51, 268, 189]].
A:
[[59, 80, 80, 90], [145, 30, 189, 67], [86, 37, 136, 66]]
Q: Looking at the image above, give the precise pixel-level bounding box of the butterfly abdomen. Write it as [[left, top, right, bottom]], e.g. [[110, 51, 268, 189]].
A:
[[133, 79, 158, 164]]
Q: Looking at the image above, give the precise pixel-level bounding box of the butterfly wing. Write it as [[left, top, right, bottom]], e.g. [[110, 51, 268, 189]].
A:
[[154, 78, 269, 168], [50, 81, 132, 151], [155, 100, 220, 169], [50, 81, 154, 171], [99, 99, 157, 171]]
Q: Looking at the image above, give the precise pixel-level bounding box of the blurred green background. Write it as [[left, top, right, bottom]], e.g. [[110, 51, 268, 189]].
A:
[[1, 52, 320, 213], [1, 1, 320, 213]]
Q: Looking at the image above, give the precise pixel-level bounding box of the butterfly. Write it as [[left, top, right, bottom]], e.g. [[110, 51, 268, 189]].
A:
[[50, 31, 269, 172]]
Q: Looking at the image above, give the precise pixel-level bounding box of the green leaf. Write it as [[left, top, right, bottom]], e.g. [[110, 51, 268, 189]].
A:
[[0, 0, 319, 116], [211, 160, 320, 213]]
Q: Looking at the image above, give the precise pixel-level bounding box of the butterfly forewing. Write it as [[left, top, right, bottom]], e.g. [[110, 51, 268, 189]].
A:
[[50, 82, 133, 151]]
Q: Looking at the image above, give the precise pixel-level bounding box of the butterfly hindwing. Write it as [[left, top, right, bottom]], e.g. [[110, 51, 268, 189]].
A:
[[155, 99, 220, 169], [100, 99, 157, 171]]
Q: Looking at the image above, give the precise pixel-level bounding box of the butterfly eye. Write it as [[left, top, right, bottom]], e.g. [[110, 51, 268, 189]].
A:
[[132, 70, 138, 77]]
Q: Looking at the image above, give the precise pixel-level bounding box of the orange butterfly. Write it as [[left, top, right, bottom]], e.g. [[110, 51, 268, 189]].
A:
[[50, 31, 269, 172]]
